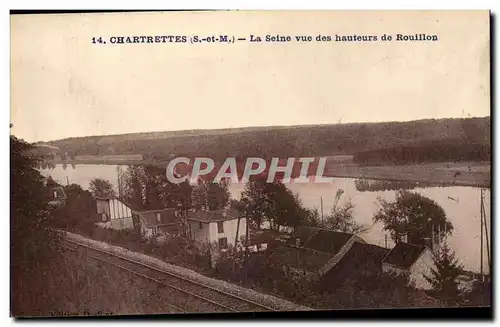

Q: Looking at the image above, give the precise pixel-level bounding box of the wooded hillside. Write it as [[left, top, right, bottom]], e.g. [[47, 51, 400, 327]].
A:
[[43, 117, 490, 164]]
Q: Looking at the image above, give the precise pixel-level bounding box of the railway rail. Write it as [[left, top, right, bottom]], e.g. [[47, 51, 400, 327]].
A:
[[59, 238, 277, 314]]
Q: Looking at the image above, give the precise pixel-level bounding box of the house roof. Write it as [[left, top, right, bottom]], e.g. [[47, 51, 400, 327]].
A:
[[95, 196, 139, 211], [186, 209, 242, 223], [328, 241, 390, 273], [267, 245, 333, 272], [287, 226, 357, 255], [352, 242, 391, 262], [321, 241, 391, 288], [382, 242, 426, 269], [135, 208, 179, 228]]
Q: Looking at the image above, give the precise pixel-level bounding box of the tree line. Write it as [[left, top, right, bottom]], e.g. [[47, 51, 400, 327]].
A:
[[353, 140, 490, 166], [43, 117, 490, 164]]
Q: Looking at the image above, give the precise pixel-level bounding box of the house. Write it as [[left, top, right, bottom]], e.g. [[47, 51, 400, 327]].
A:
[[186, 209, 247, 250], [132, 208, 182, 238], [47, 185, 67, 207], [381, 242, 435, 290], [94, 197, 134, 230], [321, 242, 390, 290], [266, 226, 365, 281]]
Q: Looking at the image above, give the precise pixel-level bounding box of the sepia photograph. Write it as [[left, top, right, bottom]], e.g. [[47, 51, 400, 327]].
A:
[[9, 10, 491, 318]]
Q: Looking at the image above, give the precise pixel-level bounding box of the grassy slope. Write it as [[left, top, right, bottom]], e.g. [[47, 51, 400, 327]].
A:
[[13, 247, 179, 317]]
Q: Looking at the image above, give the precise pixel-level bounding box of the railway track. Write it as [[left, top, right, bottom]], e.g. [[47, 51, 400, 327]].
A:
[[59, 238, 276, 314]]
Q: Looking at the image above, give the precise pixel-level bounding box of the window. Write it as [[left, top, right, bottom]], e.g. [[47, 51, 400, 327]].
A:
[[156, 213, 161, 223], [151, 227, 157, 236], [199, 222, 203, 229], [218, 237, 228, 249], [217, 221, 224, 233]]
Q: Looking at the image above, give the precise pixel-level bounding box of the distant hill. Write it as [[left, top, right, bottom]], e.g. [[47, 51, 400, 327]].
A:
[[42, 117, 490, 164]]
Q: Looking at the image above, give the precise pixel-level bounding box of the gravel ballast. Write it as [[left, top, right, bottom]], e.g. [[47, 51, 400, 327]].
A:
[[63, 231, 312, 312]]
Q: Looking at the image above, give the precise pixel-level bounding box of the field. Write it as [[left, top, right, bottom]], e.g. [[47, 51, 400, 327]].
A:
[[323, 161, 491, 188]]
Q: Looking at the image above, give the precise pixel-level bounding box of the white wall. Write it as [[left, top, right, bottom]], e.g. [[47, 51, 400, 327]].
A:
[[108, 198, 132, 220], [409, 249, 435, 290], [96, 198, 132, 220], [187, 217, 247, 248], [209, 218, 247, 247]]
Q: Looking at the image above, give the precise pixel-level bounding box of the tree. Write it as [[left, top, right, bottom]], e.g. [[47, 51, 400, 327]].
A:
[[373, 190, 453, 245], [206, 178, 230, 211], [424, 243, 464, 305], [63, 183, 85, 199], [89, 178, 116, 198], [11, 135, 61, 315], [463, 280, 491, 307], [306, 190, 364, 234], [62, 186, 96, 233], [121, 165, 147, 209], [323, 200, 366, 234], [240, 177, 309, 230], [121, 165, 193, 212], [191, 177, 230, 211]]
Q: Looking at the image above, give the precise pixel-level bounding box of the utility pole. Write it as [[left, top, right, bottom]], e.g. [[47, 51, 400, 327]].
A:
[[480, 188, 484, 280], [244, 210, 249, 284], [320, 197, 324, 223], [481, 189, 490, 278], [116, 166, 122, 198]]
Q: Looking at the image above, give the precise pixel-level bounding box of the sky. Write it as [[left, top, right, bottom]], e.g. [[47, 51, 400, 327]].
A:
[[10, 11, 490, 143]]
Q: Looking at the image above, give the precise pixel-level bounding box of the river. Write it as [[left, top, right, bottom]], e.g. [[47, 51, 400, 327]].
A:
[[40, 163, 491, 274]]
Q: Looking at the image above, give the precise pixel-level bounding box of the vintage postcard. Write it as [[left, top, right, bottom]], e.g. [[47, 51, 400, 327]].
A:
[[10, 10, 491, 318]]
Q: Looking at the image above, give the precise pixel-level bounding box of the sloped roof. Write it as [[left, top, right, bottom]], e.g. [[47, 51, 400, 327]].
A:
[[287, 226, 356, 255], [267, 245, 332, 272], [352, 242, 391, 262], [382, 242, 426, 269], [186, 209, 241, 223], [321, 241, 391, 288], [136, 208, 179, 228], [328, 242, 390, 274]]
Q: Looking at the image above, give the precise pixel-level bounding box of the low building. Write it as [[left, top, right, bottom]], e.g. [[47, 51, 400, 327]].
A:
[[322, 242, 391, 290], [94, 197, 134, 230], [47, 185, 67, 207], [132, 208, 182, 238], [381, 242, 435, 290], [186, 209, 247, 250], [266, 226, 365, 281]]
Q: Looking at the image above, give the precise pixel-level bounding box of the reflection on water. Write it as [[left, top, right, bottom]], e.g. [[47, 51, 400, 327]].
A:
[[354, 178, 436, 192], [39, 163, 491, 274]]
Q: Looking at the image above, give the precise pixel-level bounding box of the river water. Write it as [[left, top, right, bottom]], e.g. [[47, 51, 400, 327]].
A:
[[40, 163, 491, 274]]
